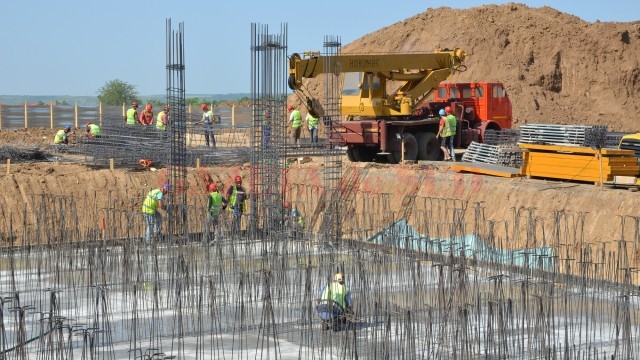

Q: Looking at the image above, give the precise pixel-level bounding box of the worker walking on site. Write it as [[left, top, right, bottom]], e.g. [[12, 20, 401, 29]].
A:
[[287, 105, 302, 145], [53, 125, 72, 145], [282, 201, 304, 238], [445, 106, 457, 161], [199, 104, 217, 147], [125, 102, 139, 126], [316, 273, 353, 331], [156, 105, 169, 131], [139, 104, 154, 126], [227, 175, 247, 235], [85, 122, 102, 139], [141, 184, 169, 243], [206, 182, 228, 242], [306, 111, 320, 144], [436, 107, 456, 161]]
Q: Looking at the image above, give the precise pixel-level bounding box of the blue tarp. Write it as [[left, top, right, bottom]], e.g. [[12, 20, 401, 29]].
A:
[[366, 220, 555, 271]]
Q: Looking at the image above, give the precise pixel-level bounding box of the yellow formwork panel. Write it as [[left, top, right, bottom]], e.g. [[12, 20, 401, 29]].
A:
[[522, 145, 640, 183]]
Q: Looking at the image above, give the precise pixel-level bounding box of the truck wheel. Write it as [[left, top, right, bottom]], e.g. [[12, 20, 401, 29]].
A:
[[354, 147, 376, 162], [388, 133, 418, 164], [346, 148, 357, 162], [416, 132, 441, 161]]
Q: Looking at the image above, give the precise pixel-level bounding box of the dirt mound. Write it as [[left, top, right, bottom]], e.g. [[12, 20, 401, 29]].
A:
[[291, 3, 640, 132]]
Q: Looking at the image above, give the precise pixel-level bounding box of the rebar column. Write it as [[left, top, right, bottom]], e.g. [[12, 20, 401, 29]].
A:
[[322, 35, 343, 245], [166, 19, 188, 243], [250, 23, 289, 241]]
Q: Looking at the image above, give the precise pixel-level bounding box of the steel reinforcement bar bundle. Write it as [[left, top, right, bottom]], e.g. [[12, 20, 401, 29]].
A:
[[0, 190, 640, 359], [73, 117, 250, 168]]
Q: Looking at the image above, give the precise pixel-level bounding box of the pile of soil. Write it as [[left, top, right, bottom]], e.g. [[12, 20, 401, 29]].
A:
[[291, 3, 640, 132]]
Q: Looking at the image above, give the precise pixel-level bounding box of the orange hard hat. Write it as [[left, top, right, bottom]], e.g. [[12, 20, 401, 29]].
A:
[[284, 201, 291, 209], [85, 122, 92, 126], [201, 104, 208, 110], [132, 101, 139, 107], [208, 183, 218, 192], [444, 106, 452, 114], [234, 175, 242, 183], [146, 104, 152, 111], [287, 105, 294, 111]]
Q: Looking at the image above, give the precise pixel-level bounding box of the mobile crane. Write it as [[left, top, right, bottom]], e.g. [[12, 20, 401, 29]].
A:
[[288, 49, 513, 163]]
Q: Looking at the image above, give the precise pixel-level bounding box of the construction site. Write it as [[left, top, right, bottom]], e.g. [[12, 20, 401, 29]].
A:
[[1, 4, 640, 359]]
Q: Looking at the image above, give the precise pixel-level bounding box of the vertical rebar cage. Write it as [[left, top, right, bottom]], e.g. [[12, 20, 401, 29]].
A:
[[166, 19, 188, 242], [250, 23, 289, 240]]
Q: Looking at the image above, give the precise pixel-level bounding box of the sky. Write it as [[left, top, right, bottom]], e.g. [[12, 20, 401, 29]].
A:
[[0, 0, 637, 97]]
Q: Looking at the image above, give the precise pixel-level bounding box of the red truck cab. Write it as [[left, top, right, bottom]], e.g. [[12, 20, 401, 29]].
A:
[[433, 82, 512, 137]]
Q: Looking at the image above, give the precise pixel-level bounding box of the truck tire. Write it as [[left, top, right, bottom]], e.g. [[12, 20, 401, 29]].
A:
[[416, 132, 441, 161], [354, 147, 376, 162], [346, 148, 357, 162], [388, 133, 418, 164]]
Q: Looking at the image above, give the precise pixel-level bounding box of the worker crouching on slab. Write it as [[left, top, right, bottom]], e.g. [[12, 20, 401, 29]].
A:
[[141, 183, 169, 243], [316, 273, 353, 331], [53, 125, 72, 145], [85, 122, 102, 139]]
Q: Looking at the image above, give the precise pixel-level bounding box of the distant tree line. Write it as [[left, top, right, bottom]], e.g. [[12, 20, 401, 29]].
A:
[[96, 79, 250, 107]]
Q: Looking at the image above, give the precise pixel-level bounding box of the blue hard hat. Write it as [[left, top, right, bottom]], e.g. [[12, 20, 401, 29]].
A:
[[65, 125, 71, 131], [438, 109, 446, 116], [162, 183, 170, 191]]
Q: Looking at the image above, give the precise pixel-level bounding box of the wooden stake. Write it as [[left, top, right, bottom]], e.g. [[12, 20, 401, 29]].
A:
[[401, 138, 405, 168], [196, 158, 201, 169], [110, 158, 114, 171], [6, 159, 10, 175], [598, 149, 603, 189]]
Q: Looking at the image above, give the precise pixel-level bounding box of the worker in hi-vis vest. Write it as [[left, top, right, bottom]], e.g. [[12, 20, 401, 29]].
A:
[[226, 175, 247, 234], [141, 183, 169, 243], [125, 101, 139, 125], [316, 273, 353, 331], [54, 125, 72, 145], [206, 182, 228, 242], [156, 105, 169, 131], [287, 104, 302, 145]]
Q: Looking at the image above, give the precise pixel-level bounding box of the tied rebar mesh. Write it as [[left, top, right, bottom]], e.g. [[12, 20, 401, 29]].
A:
[[166, 19, 188, 245]]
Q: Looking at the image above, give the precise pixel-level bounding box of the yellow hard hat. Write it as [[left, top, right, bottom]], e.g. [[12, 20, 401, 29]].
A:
[[334, 273, 343, 282]]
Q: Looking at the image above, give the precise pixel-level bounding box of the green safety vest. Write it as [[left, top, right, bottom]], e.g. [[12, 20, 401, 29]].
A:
[[228, 186, 246, 212], [126, 108, 137, 125], [290, 109, 302, 128], [442, 114, 457, 138], [141, 189, 162, 215], [306, 113, 319, 128], [208, 191, 223, 216], [54, 130, 66, 144], [321, 282, 349, 309], [88, 124, 102, 135], [156, 111, 167, 131]]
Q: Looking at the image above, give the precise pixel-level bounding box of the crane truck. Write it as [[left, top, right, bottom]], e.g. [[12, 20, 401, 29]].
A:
[[288, 49, 513, 163]]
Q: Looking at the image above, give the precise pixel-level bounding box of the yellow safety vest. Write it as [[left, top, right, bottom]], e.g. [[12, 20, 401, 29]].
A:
[[54, 130, 66, 144], [290, 110, 302, 128], [306, 113, 319, 128], [126, 108, 137, 125], [228, 186, 247, 212], [88, 124, 102, 135], [442, 114, 457, 138], [321, 282, 349, 309], [142, 189, 162, 215], [156, 111, 167, 131], [209, 191, 223, 216]]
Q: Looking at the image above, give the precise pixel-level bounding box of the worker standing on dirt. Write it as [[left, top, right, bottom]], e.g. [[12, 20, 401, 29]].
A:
[[305, 111, 320, 144], [54, 125, 72, 145], [139, 104, 154, 126], [85, 122, 102, 139], [227, 175, 247, 234], [445, 106, 457, 161], [141, 183, 169, 243], [156, 105, 169, 131], [287, 105, 302, 145], [282, 201, 304, 237], [125, 102, 139, 125], [206, 183, 228, 242], [436, 108, 456, 161], [316, 273, 353, 331], [199, 104, 217, 147]]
